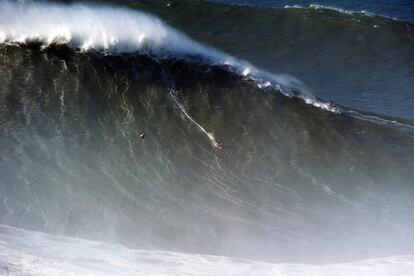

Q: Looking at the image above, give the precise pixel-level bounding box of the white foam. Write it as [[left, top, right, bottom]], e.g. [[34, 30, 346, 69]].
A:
[[0, 0, 217, 57], [242, 67, 251, 76], [0, 31, 5, 43], [1, 225, 414, 276], [309, 4, 355, 15], [284, 4, 398, 21], [284, 5, 304, 9]]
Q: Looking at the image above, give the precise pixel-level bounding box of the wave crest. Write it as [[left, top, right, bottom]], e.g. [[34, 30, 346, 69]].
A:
[[0, 0, 339, 112], [0, 1, 216, 55]]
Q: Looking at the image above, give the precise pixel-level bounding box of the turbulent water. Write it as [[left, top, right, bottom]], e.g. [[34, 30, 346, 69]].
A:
[[2, 225, 414, 276], [0, 0, 414, 275]]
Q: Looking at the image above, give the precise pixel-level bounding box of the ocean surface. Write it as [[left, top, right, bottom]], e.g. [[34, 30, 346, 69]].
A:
[[211, 0, 414, 22], [0, 0, 413, 275]]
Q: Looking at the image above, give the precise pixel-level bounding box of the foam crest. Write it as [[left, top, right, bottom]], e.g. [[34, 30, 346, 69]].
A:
[[0, 0, 216, 57]]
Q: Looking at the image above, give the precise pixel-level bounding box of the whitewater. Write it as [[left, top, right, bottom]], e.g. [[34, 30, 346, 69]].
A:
[[1, 225, 414, 276]]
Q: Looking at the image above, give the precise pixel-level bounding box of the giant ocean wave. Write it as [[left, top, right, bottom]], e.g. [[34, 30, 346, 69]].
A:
[[1, 0, 414, 274], [0, 0, 314, 103]]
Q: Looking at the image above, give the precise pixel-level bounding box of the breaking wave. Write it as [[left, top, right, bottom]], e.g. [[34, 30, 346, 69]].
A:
[[1, 0, 414, 270], [1, 225, 414, 276], [0, 0, 337, 112]]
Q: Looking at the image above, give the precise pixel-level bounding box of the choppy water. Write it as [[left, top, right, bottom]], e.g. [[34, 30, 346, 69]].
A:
[[0, 0, 413, 274]]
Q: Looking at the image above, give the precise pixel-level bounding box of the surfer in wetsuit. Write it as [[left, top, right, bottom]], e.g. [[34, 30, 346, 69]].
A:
[[216, 141, 223, 150], [138, 132, 145, 140]]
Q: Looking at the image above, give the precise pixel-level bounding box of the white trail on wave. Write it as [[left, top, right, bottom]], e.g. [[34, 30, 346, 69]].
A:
[[169, 88, 221, 149]]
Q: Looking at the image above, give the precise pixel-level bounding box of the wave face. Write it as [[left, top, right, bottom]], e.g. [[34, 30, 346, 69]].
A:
[[1, 225, 414, 276], [1, 0, 414, 269]]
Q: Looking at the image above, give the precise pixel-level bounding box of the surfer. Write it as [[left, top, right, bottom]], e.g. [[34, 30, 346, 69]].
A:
[[329, 101, 337, 108], [138, 132, 145, 140], [216, 141, 224, 150]]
